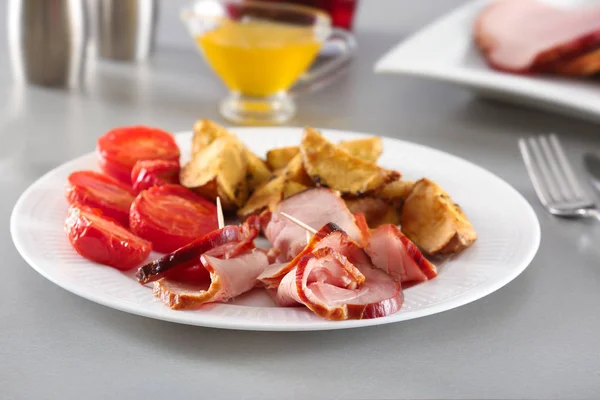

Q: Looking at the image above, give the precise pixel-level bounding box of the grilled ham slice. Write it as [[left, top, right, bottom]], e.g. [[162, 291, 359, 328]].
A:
[[366, 224, 437, 284], [259, 222, 370, 289], [263, 188, 364, 262], [153, 249, 270, 310], [275, 247, 403, 320]]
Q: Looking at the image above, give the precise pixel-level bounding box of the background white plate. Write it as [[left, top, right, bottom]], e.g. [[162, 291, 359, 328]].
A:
[[375, 0, 600, 122], [11, 128, 540, 331]]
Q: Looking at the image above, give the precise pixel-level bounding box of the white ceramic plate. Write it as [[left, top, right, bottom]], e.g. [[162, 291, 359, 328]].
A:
[[11, 128, 540, 331], [375, 0, 600, 122]]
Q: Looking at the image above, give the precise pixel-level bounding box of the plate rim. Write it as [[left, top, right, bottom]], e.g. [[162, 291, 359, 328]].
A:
[[10, 127, 541, 331]]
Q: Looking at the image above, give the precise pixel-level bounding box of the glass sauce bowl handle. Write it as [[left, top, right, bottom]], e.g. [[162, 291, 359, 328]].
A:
[[290, 28, 357, 98]]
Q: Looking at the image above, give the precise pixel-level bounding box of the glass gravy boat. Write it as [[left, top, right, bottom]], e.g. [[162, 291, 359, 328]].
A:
[[182, 0, 355, 125]]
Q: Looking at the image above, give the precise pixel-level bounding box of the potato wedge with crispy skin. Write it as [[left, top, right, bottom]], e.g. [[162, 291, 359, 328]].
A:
[[266, 137, 384, 171], [282, 180, 309, 199], [266, 146, 301, 171], [237, 175, 284, 220], [244, 150, 271, 193], [180, 135, 248, 210], [380, 179, 415, 207], [283, 153, 314, 187], [344, 196, 400, 228], [338, 137, 383, 163], [301, 127, 399, 195], [237, 158, 312, 220], [192, 119, 229, 155], [400, 178, 476, 256], [192, 120, 271, 193]]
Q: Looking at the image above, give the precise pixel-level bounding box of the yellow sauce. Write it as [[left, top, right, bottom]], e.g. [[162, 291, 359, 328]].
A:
[[196, 20, 322, 97]]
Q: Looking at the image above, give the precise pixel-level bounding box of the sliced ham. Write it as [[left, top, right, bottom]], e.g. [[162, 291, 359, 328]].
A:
[[475, 0, 600, 73], [276, 247, 403, 320], [263, 188, 364, 262], [153, 248, 270, 310], [366, 224, 437, 284], [136, 216, 260, 284], [258, 222, 370, 289]]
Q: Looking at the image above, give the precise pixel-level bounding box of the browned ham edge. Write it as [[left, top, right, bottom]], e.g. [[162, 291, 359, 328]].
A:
[[153, 249, 270, 310], [366, 224, 437, 284]]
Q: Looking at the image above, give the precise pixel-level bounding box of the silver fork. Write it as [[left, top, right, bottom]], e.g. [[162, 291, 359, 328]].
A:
[[519, 134, 600, 221]]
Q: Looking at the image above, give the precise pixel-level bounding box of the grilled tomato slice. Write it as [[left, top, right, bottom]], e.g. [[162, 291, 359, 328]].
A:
[[65, 205, 152, 270], [129, 184, 218, 253]]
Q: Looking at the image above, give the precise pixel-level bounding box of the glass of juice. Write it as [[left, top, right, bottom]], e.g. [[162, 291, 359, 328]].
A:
[[182, 0, 355, 125]]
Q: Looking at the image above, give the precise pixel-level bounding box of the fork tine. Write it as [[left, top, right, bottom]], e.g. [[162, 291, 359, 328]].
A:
[[539, 135, 571, 201], [519, 138, 552, 206], [527, 137, 562, 202], [548, 134, 588, 200]]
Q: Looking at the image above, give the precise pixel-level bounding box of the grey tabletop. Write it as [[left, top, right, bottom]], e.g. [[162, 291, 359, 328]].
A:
[[2, 1, 600, 399]]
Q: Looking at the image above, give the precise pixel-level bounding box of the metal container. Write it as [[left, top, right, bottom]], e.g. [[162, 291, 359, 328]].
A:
[[95, 0, 158, 62], [7, 0, 89, 88]]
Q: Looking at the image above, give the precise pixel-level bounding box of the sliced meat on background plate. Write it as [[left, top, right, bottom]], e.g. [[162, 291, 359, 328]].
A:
[[475, 0, 600, 73], [552, 48, 600, 76], [366, 224, 437, 284], [276, 247, 403, 320], [263, 188, 365, 262], [153, 249, 270, 310]]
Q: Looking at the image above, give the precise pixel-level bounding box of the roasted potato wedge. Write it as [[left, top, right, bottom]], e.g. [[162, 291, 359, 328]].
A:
[[380, 179, 415, 207], [284, 153, 314, 187], [266, 137, 383, 171], [244, 151, 271, 192], [192, 119, 229, 155], [192, 119, 270, 193], [237, 156, 312, 219], [344, 196, 400, 228], [400, 178, 476, 256], [237, 175, 284, 219], [266, 146, 300, 171], [301, 128, 399, 195], [180, 135, 248, 210], [338, 137, 382, 163], [282, 180, 309, 199]]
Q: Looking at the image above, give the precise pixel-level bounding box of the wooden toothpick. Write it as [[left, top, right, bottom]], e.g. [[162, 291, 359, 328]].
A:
[[279, 212, 317, 235], [216, 197, 224, 229]]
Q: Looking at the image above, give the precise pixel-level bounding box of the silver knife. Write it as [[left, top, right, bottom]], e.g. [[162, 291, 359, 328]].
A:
[[583, 153, 600, 193]]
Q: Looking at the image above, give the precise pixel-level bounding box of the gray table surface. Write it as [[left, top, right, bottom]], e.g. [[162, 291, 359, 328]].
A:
[[2, 1, 600, 399]]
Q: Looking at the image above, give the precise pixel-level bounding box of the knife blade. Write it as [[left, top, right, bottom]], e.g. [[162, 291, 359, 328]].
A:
[[583, 153, 600, 193]]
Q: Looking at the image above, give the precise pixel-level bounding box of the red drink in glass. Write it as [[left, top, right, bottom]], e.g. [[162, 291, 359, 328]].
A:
[[257, 0, 358, 30]]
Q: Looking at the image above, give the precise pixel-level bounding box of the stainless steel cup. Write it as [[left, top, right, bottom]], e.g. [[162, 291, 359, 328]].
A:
[[8, 0, 89, 88], [95, 0, 158, 62]]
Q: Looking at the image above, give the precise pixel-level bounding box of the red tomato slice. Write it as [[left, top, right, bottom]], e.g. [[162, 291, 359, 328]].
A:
[[65, 170, 135, 226], [97, 126, 180, 183], [65, 205, 152, 270], [131, 159, 180, 194], [130, 184, 219, 253]]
